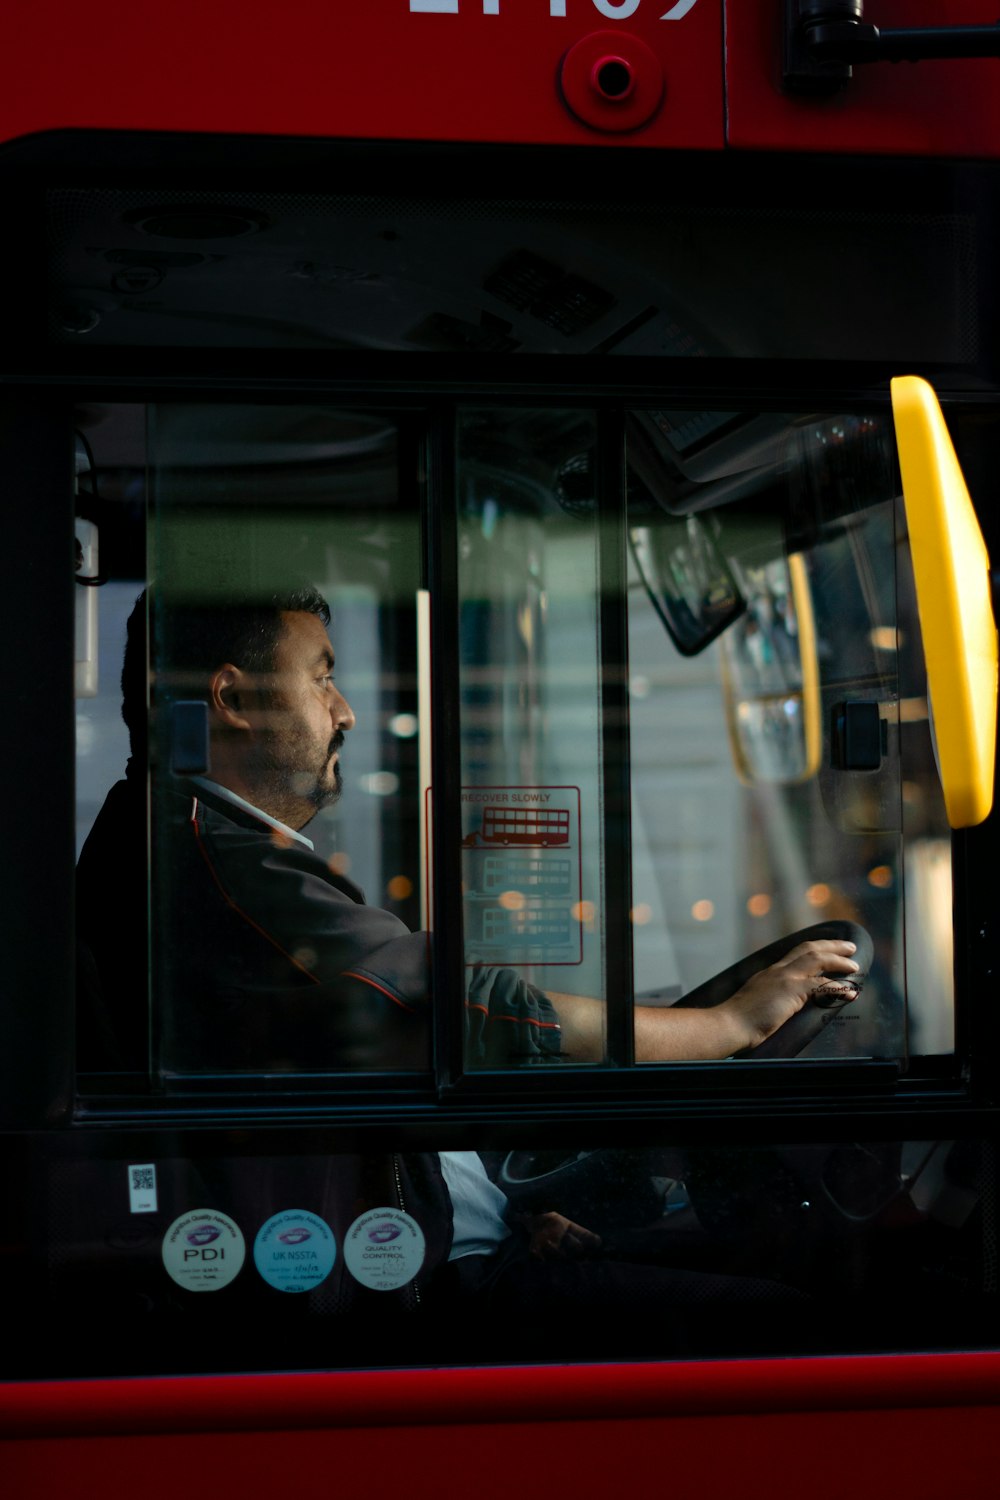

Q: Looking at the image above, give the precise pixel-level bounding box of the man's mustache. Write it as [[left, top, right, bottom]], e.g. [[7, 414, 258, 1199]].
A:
[[327, 731, 345, 761]]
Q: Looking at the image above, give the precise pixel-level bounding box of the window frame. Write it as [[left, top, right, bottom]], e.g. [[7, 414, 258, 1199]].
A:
[[42, 384, 992, 1131]]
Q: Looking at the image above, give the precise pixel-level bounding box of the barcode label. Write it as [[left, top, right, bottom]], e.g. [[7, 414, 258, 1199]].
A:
[[128, 1162, 158, 1214]]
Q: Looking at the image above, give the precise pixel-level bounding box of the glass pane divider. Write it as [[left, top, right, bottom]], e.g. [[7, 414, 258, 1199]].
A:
[[424, 404, 467, 1096], [597, 407, 636, 1069]]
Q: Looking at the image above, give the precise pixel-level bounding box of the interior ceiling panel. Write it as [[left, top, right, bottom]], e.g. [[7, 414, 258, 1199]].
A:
[[47, 187, 977, 363]]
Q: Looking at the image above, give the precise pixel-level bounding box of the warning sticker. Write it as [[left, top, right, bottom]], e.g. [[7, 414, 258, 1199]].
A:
[[459, 786, 583, 965]]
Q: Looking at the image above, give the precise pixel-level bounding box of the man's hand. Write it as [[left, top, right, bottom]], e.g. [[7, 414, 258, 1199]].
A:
[[718, 938, 861, 1053], [524, 1211, 603, 1261], [550, 937, 861, 1062]]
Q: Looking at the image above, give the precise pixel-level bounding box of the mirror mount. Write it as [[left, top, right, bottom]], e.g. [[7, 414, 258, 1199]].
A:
[[783, 0, 1000, 96]]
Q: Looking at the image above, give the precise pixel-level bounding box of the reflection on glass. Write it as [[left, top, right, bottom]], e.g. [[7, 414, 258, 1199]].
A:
[[626, 408, 952, 1064], [720, 552, 820, 785], [456, 410, 606, 1068], [41, 1135, 995, 1375], [629, 514, 744, 655], [144, 406, 425, 1077]]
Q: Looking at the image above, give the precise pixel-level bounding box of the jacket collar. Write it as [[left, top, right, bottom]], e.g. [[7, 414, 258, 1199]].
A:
[[186, 776, 316, 851]]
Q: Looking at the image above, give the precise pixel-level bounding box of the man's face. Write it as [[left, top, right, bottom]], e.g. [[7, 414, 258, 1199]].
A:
[[248, 610, 356, 827]]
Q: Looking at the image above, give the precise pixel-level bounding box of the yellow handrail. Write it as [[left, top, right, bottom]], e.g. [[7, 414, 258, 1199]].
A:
[[890, 376, 997, 827]]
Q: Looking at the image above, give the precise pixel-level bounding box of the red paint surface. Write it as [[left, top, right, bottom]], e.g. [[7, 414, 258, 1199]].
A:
[[2, 6, 998, 1496], [0, 1410, 997, 1500], [0, 1, 722, 151], [726, 0, 1000, 158], [2, 1358, 999, 1498], [3, 1351, 999, 1434], [5, 2, 997, 160]]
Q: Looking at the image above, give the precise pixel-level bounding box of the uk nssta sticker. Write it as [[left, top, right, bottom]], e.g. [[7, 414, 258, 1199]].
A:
[[253, 1209, 337, 1293], [161, 1209, 246, 1292], [343, 1207, 426, 1291]]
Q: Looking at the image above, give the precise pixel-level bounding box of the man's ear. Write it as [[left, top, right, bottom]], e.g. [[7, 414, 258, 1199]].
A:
[[210, 664, 252, 731]]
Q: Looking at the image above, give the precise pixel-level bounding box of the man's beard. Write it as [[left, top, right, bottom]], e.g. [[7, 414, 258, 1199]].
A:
[[253, 727, 345, 822], [301, 728, 345, 811], [311, 733, 344, 810]]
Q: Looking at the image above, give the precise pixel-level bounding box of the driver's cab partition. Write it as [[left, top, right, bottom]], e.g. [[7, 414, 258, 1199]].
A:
[[70, 394, 981, 1091]]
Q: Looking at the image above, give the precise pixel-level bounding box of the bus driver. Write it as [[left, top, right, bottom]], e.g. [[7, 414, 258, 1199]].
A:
[[76, 584, 861, 1077]]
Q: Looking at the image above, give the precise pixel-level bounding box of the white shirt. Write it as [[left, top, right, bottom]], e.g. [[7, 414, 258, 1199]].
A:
[[190, 776, 315, 851], [439, 1152, 511, 1260]]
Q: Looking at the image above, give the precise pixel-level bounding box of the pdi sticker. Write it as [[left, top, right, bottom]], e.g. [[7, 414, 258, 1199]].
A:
[[162, 1209, 245, 1292], [253, 1209, 337, 1293], [344, 1208, 426, 1292]]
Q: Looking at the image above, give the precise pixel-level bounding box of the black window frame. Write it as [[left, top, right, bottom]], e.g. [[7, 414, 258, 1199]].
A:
[[2, 383, 994, 1131]]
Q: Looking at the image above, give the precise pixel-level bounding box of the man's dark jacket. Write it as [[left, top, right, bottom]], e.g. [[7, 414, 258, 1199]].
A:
[[76, 770, 562, 1074]]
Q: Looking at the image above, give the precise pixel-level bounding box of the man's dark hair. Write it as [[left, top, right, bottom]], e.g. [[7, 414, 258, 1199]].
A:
[[122, 584, 331, 761]]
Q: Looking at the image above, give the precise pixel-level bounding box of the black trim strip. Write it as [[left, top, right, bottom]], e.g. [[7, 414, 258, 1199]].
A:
[[425, 404, 466, 1095], [596, 408, 635, 1069]]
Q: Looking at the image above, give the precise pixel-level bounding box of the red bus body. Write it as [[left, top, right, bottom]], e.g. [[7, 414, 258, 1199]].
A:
[[2, 2, 999, 1494], [3, 0, 1000, 157]]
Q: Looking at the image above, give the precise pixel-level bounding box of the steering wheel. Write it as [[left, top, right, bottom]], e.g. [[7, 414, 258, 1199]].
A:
[[671, 919, 873, 1060], [499, 922, 873, 1211], [497, 1148, 664, 1227]]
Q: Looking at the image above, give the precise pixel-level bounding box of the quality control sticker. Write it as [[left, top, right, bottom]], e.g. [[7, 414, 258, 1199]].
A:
[[253, 1209, 337, 1293], [344, 1208, 426, 1292], [161, 1209, 246, 1292]]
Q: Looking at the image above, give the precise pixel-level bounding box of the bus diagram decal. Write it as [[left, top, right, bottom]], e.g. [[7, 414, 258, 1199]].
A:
[[461, 787, 583, 966], [465, 804, 570, 848]]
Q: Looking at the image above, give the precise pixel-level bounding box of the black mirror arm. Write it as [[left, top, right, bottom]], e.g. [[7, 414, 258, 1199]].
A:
[[784, 1, 1000, 95]]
